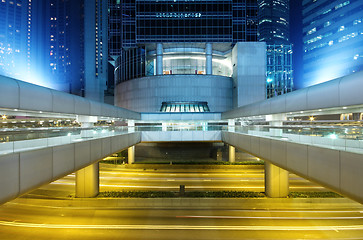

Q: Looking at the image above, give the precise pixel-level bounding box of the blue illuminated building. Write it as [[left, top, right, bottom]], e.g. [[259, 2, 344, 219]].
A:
[[109, 0, 293, 112], [258, 0, 293, 98], [0, 0, 28, 82], [302, 0, 363, 87], [0, 0, 108, 102], [258, 0, 290, 45]]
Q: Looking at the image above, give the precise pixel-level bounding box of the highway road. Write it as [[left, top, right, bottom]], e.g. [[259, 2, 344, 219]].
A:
[[25, 164, 327, 199], [0, 198, 363, 239], [0, 164, 362, 239]]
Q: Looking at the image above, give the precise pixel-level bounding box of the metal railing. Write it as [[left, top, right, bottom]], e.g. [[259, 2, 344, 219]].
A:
[[1, 124, 362, 155]]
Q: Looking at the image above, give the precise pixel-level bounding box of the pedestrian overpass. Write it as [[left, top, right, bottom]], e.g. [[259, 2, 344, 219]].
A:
[[0, 71, 363, 205]]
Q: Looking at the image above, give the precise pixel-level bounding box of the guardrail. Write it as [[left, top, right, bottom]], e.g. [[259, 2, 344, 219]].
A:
[[0, 127, 129, 155], [1, 125, 362, 155]]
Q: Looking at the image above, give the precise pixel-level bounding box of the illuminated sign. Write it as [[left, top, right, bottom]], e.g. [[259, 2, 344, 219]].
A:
[[156, 12, 202, 18]]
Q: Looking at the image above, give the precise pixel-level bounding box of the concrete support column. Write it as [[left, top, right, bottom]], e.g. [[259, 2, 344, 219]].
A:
[[206, 43, 213, 75], [216, 148, 222, 161], [156, 43, 163, 75], [128, 146, 135, 164], [264, 161, 289, 198], [76, 162, 99, 198], [229, 145, 235, 163]]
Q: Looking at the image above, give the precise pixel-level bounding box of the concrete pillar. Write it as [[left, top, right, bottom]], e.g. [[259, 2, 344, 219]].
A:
[[229, 145, 235, 163], [264, 161, 289, 198], [128, 146, 135, 164], [206, 43, 212, 75], [76, 162, 99, 198], [156, 43, 163, 75], [216, 148, 222, 161]]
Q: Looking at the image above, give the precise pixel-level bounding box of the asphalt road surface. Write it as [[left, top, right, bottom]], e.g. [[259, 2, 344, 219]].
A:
[[26, 164, 327, 198], [0, 164, 360, 240], [0, 198, 363, 240]]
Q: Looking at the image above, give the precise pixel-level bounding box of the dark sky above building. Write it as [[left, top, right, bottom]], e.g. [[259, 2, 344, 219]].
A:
[[289, 0, 303, 89]]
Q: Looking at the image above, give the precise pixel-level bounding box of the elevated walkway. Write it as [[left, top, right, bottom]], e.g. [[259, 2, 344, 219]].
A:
[[0, 132, 140, 204], [1, 72, 363, 205], [223, 130, 363, 203]]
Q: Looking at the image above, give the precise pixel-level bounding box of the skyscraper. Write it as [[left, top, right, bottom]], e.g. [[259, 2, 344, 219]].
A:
[[0, 0, 28, 81], [109, 0, 258, 52], [83, 0, 109, 102], [0, 0, 108, 102], [258, 0, 290, 45], [108, 0, 266, 112], [302, 0, 363, 88]]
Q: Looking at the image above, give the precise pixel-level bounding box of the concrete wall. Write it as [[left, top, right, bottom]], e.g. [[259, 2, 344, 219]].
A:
[[223, 70, 363, 119], [0, 75, 140, 120], [232, 42, 266, 108], [0, 132, 141, 205], [115, 74, 233, 112], [222, 131, 363, 204]]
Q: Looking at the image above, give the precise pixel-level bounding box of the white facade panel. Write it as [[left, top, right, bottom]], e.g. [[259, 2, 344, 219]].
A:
[[116, 75, 232, 113]]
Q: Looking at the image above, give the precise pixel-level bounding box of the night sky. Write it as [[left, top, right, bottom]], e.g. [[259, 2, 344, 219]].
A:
[[289, 0, 303, 90]]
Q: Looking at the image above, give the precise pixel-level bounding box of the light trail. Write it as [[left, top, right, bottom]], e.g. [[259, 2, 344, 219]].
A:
[[7, 201, 363, 214], [176, 215, 363, 220], [0, 221, 363, 231]]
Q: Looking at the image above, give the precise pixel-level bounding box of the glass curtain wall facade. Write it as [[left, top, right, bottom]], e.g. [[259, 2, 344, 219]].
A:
[[136, 0, 233, 43], [109, 0, 258, 83], [116, 47, 146, 84], [109, 0, 259, 45], [0, 0, 28, 81], [257, 0, 293, 98], [108, 0, 122, 57], [302, 0, 363, 87], [266, 45, 293, 98], [258, 0, 290, 45], [233, 0, 258, 42]]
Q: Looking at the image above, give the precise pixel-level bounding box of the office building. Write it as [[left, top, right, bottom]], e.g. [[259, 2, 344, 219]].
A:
[[302, 0, 363, 88], [109, 0, 268, 112], [258, 0, 290, 45], [0, 0, 28, 81], [0, 0, 108, 102]]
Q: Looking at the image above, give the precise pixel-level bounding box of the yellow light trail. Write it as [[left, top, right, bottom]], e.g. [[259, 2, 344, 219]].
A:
[[0, 221, 363, 231]]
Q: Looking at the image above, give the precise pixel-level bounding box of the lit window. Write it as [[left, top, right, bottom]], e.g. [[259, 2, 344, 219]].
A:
[[307, 27, 316, 35]]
